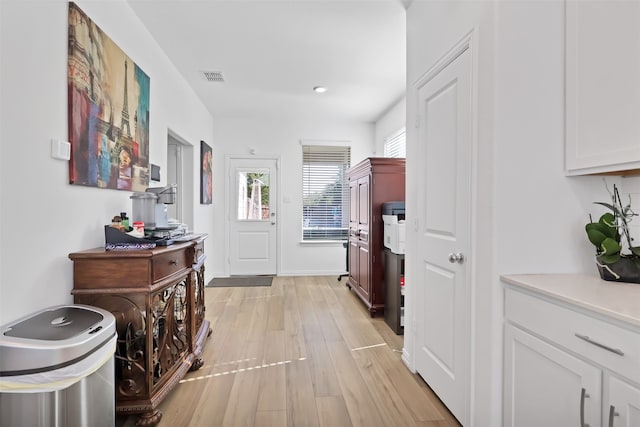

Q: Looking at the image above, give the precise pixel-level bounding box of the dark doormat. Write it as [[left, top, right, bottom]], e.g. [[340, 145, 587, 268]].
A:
[[206, 275, 274, 287]]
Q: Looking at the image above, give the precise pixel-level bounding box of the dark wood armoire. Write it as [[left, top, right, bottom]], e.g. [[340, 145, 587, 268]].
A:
[[347, 157, 405, 316]]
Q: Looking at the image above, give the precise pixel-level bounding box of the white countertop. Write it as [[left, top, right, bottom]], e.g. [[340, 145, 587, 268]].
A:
[[501, 273, 640, 329]]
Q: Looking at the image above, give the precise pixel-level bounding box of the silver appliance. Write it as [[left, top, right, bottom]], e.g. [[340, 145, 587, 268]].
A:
[[0, 305, 117, 427], [131, 184, 177, 230]]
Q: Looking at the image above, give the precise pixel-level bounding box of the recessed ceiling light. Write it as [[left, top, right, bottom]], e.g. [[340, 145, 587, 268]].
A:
[[313, 86, 327, 93]]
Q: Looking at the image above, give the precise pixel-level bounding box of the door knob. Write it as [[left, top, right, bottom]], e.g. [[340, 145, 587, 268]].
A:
[[448, 253, 465, 264]]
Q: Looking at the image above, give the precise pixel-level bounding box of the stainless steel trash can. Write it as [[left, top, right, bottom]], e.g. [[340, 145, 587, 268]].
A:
[[0, 305, 117, 427]]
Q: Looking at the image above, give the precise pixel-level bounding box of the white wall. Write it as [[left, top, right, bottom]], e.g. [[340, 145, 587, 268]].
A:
[[0, 0, 4, 317], [212, 117, 375, 277], [404, 1, 640, 426], [374, 96, 406, 155], [0, 0, 214, 325], [494, 0, 609, 276], [622, 177, 640, 243]]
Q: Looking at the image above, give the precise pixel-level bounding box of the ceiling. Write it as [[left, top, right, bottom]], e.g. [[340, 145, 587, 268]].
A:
[[127, 0, 407, 123]]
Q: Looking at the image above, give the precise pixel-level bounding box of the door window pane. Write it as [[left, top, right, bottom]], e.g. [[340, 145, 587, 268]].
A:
[[237, 170, 270, 220]]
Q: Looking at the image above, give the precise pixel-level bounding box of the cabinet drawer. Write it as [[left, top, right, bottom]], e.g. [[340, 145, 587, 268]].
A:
[[505, 287, 640, 384], [153, 251, 188, 282]]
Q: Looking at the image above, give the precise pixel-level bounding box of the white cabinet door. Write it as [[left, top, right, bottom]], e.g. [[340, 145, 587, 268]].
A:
[[607, 375, 640, 427], [565, 1, 640, 175], [504, 324, 602, 427]]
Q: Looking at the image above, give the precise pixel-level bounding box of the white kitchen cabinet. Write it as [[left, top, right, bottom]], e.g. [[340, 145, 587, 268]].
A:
[[608, 375, 640, 427], [504, 324, 601, 427], [502, 274, 640, 427], [565, 1, 640, 176]]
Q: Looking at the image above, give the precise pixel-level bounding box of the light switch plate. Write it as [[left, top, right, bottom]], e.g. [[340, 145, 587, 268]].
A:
[[51, 139, 71, 160]]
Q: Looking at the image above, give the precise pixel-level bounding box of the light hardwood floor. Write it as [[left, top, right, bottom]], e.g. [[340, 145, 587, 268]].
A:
[[117, 276, 460, 427]]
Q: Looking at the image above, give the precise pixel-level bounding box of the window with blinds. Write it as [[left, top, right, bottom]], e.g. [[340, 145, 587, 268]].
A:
[[384, 128, 406, 158], [302, 145, 351, 241]]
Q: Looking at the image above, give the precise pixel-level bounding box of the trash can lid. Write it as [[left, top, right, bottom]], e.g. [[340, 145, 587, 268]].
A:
[[0, 305, 116, 377], [3, 307, 103, 341]]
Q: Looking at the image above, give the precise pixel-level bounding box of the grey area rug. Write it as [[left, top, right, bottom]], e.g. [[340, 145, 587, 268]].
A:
[[206, 275, 273, 287]]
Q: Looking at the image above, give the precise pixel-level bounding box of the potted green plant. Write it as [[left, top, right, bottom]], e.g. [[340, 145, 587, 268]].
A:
[[585, 183, 640, 283]]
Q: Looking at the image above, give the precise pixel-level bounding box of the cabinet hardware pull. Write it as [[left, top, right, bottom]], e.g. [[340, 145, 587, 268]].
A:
[[170, 260, 178, 265], [608, 405, 619, 427], [574, 333, 624, 356], [580, 387, 590, 427]]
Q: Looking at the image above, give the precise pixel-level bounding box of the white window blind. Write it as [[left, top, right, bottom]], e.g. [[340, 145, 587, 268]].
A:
[[302, 145, 351, 241], [384, 128, 406, 158]]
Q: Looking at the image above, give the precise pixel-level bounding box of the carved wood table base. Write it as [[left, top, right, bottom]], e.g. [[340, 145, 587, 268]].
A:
[[136, 409, 162, 426]]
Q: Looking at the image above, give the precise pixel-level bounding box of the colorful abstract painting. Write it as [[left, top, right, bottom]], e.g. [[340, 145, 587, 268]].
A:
[[201, 141, 213, 204], [68, 2, 150, 191]]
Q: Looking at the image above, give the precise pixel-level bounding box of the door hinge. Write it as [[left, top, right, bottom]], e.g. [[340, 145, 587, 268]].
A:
[[373, 255, 376, 264]]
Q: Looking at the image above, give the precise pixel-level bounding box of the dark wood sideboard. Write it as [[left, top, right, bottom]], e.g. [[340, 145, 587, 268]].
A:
[[69, 234, 211, 426]]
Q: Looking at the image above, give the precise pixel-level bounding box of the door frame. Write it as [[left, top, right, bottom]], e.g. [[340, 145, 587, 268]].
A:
[[166, 129, 194, 230], [224, 155, 281, 277], [404, 30, 478, 426]]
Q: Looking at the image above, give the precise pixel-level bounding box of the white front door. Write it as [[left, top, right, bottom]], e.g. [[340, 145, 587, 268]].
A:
[[414, 46, 472, 425], [228, 158, 277, 275]]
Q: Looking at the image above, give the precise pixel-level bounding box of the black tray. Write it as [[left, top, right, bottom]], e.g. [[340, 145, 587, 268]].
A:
[[104, 225, 157, 250]]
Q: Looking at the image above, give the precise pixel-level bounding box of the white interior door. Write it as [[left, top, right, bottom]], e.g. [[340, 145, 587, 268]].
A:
[[228, 158, 277, 275], [414, 46, 472, 425]]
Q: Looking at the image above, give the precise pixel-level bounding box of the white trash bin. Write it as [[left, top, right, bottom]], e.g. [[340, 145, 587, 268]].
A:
[[0, 305, 117, 427]]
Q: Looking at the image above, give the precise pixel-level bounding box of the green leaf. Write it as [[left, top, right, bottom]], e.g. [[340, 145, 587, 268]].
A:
[[597, 213, 618, 238], [600, 253, 621, 264], [600, 237, 621, 255], [586, 224, 607, 247], [599, 212, 615, 223], [586, 220, 617, 243], [631, 246, 640, 257]]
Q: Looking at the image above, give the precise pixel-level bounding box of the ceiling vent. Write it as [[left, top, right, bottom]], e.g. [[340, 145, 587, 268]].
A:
[[201, 71, 225, 82]]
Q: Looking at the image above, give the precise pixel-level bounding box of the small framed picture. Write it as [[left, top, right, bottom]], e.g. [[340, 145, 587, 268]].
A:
[[200, 141, 213, 204]]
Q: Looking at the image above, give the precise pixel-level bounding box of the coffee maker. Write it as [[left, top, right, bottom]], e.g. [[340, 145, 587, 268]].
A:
[[130, 184, 177, 230]]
